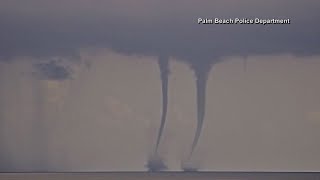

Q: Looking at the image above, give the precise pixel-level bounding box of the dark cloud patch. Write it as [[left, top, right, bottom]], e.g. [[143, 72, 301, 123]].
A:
[[33, 60, 71, 80], [0, 0, 319, 63]]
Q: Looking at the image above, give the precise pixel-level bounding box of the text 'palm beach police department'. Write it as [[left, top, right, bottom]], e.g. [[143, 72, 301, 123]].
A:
[[198, 18, 291, 25]]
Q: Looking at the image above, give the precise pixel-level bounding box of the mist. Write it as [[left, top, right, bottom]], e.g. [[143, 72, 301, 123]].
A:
[[1, 53, 320, 172], [0, 60, 49, 171]]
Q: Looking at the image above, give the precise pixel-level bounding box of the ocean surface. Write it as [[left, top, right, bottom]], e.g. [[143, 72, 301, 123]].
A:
[[0, 172, 320, 180]]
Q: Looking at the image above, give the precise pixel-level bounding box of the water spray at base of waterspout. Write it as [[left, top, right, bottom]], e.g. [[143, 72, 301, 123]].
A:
[[181, 161, 199, 172], [146, 155, 167, 172]]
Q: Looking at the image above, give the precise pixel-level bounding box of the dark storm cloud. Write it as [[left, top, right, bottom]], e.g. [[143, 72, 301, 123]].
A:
[[0, 0, 319, 62]]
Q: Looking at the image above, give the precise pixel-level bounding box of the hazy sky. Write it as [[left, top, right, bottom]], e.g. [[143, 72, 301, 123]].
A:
[[1, 0, 320, 172]]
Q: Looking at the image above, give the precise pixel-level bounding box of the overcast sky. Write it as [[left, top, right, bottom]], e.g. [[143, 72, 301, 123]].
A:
[[1, 1, 320, 172]]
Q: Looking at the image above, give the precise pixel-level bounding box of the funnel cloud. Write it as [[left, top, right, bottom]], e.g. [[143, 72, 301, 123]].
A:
[[154, 55, 170, 154], [146, 55, 170, 171]]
